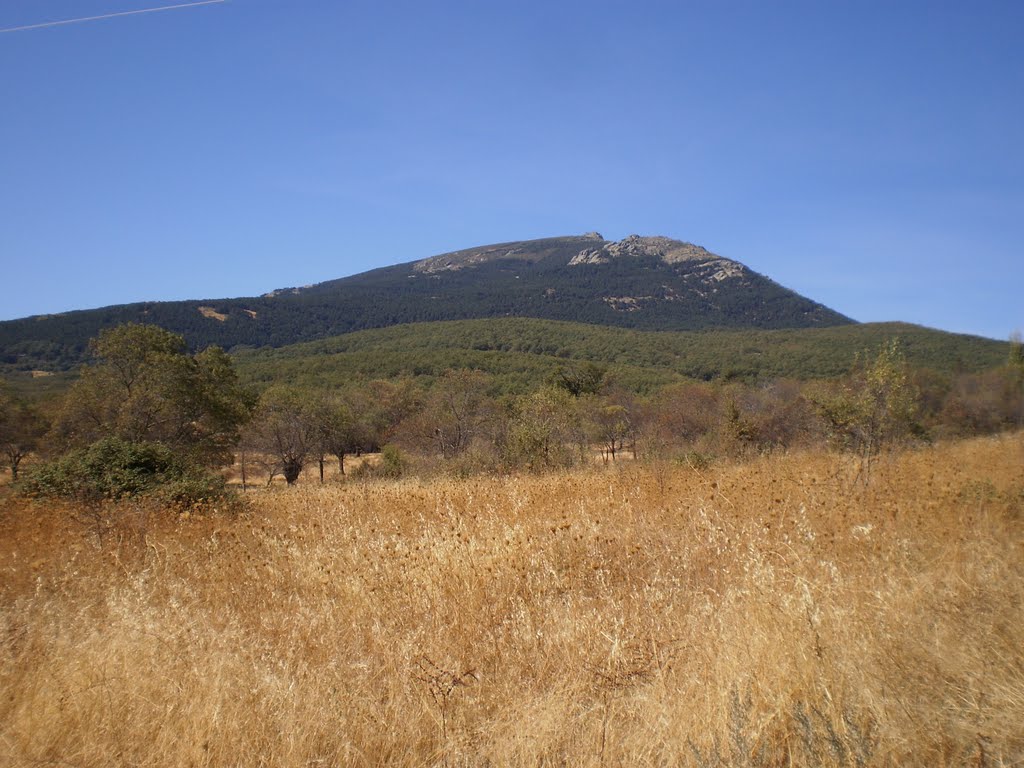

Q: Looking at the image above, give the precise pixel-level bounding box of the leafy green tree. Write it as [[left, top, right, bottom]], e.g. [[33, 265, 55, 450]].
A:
[[584, 390, 638, 462], [551, 361, 607, 398], [52, 324, 254, 466], [310, 396, 358, 480], [1010, 331, 1024, 369]]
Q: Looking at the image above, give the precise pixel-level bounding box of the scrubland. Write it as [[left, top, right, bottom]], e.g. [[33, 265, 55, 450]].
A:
[[1, 434, 1022, 767]]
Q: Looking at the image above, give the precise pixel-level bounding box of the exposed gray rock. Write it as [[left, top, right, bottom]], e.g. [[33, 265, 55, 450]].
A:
[[413, 247, 514, 274], [566, 234, 743, 276], [568, 248, 610, 266]]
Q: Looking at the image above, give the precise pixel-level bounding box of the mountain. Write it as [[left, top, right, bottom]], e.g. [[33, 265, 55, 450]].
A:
[[1, 233, 853, 372]]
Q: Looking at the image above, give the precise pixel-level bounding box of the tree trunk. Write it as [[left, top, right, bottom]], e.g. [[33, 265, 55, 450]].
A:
[[283, 459, 302, 486]]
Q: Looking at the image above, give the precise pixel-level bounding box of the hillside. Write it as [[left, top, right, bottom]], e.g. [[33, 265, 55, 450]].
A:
[[4, 318, 1007, 401], [0, 234, 853, 372], [234, 318, 1009, 394]]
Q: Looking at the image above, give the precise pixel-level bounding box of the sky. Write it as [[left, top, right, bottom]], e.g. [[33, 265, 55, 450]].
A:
[[1, 0, 1021, 340]]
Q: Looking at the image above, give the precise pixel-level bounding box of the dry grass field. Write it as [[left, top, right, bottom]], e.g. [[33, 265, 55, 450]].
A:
[[1, 434, 1022, 767]]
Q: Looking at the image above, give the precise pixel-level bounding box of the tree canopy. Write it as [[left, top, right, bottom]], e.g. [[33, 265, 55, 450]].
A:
[[51, 324, 254, 466]]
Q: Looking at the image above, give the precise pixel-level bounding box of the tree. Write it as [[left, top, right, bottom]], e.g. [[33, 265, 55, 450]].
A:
[[310, 396, 358, 481], [504, 387, 585, 469], [52, 324, 254, 466], [716, 380, 818, 455], [1010, 331, 1024, 369], [244, 387, 319, 485], [349, 378, 422, 452], [589, 403, 630, 462], [551, 362, 607, 398], [0, 388, 47, 480], [584, 390, 638, 463], [414, 370, 494, 460], [812, 339, 921, 477], [1009, 331, 1024, 428], [936, 337, 1024, 436], [645, 383, 720, 444]]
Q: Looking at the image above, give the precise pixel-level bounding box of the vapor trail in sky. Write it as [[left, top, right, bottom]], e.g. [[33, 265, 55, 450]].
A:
[[0, 0, 225, 34]]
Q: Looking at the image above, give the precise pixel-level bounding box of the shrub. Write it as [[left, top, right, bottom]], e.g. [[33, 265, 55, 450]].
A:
[[18, 437, 232, 507], [156, 471, 233, 509], [676, 450, 715, 471], [348, 445, 410, 481], [810, 339, 922, 464], [378, 445, 408, 479]]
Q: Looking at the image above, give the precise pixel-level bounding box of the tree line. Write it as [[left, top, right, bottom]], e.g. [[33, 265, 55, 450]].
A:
[[3, 324, 1022, 503]]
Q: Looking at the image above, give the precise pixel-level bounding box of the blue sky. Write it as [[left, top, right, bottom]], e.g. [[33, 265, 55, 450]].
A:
[[1, 0, 1021, 340]]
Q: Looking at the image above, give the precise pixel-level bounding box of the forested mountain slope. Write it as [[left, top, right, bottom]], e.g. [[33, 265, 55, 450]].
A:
[[1, 234, 853, 372], [233, 318, 1009, 394]]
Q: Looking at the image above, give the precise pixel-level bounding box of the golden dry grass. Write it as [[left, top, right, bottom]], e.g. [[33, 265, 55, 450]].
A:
[[1, 434, 1022, 766]]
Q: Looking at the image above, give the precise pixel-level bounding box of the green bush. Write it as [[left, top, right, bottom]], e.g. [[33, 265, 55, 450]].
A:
[[348, 445, 409, 481], [19, 437, 231, 507], [156, 472, 233, 509], [378, 445, 408, 479], [676, 450, 716, 471]]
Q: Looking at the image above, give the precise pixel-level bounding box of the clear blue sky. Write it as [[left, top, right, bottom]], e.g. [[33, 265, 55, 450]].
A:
[[2, 0, 1021, 340]]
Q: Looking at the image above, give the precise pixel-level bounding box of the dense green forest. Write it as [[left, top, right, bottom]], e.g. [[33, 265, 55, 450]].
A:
[[233, 318, 1009, 395], [2, 318, 1007, 402]]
